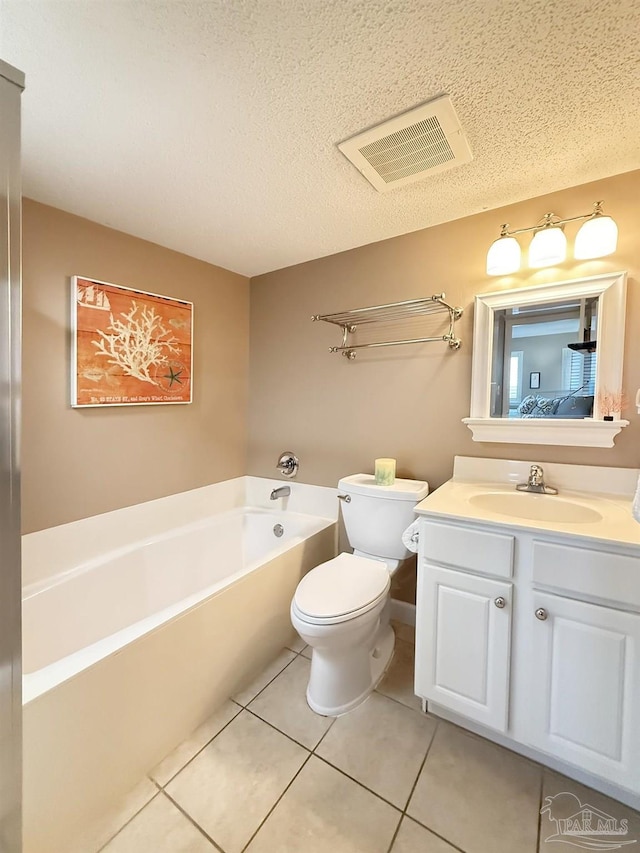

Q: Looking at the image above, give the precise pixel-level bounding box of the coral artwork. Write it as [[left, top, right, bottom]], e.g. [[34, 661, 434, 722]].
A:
[[72, 277, 193, 406]]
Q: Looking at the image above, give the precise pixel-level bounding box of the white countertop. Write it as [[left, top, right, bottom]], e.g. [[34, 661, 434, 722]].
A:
[[414, 457, 640, 549]]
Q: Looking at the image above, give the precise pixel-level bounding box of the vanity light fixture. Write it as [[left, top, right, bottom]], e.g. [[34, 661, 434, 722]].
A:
[[486, 201, 618, 276]]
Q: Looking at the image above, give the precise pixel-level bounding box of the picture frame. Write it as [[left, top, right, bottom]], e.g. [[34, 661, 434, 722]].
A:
[[71, 276, 194, 407], [529, 371, 541, 390]]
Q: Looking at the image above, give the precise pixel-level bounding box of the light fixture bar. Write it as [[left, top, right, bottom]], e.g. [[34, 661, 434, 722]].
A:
[[486, 201, 617, 276], [501, 203, 606, 238]]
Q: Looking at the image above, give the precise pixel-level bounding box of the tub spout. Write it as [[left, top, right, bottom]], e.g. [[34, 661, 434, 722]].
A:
[[270, 486, 291, 500]]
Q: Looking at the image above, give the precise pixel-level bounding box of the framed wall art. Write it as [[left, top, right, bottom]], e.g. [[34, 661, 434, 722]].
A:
[[71, 276, 193, 407]]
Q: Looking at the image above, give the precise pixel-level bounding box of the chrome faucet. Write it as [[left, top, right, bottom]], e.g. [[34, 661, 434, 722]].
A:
[[270, 486, 291, 500], [516, 465, 558, 495]]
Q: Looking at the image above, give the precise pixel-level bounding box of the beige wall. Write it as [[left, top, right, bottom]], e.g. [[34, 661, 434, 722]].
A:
[[22, 200, 250, 533], [248, 170, 640, 492]]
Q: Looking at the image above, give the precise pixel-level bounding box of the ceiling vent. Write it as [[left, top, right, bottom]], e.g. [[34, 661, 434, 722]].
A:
[[338, 95, 472, 193]]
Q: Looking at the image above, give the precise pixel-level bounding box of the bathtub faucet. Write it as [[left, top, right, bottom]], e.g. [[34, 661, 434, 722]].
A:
[[270, 486, 291, 500]]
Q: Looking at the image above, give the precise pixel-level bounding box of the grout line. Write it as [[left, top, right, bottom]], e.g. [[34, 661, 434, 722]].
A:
[[374, 687, 424, 715], [398, 718, 482, 853], [161, 789, 227, 852], [402, 816, 468, 853], [239, 752, 314, 853], [314, 752, 403, 813], [403, 819, 467, 853], [537, 767, 545, 851], [310, 715, 337, 753], [401, 717, 438, 813], [385, 814, 404, 853], [95, 789, 162, 852], [153, 703, 243, 788], [244, 705, 325, 752], [239, 711, 356, 853], [236, 651, 298, 709], [390, 716, 470, 853]]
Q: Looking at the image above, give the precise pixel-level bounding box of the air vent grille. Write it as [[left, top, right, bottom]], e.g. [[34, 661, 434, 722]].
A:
[[338, 96, 472, 192], [358, 117, 455, 183]]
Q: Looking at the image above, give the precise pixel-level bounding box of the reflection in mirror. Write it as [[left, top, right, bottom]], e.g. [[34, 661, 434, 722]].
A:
[[490, 297, 598, 420]]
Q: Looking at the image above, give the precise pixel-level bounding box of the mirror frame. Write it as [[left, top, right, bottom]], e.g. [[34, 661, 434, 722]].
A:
[[463, 271, 628, 447]]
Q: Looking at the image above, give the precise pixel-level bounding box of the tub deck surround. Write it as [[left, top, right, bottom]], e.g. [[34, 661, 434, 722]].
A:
[[21, 476, 338, 853], [22, 507, 334, 703], [22, 475, 338, 588]]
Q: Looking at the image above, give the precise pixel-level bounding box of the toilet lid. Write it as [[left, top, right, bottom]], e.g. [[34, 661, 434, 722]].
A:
[[294, 553, 390, 620]]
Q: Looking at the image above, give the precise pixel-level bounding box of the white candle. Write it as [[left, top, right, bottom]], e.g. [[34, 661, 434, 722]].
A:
[[375, 458, 396, 486]]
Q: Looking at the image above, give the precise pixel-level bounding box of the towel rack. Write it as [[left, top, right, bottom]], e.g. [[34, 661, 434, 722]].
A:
[[311, 293, 463, 359]]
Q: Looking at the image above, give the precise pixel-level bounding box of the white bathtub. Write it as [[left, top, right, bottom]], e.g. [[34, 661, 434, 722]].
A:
[[22, 480, 337, 853]]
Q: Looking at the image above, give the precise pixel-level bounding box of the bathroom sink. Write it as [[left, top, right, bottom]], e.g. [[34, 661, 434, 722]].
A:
[[468, 492, 603, 524]]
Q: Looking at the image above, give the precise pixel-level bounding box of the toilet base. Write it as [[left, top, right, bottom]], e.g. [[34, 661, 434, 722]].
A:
[[306, 623, 395, 717]]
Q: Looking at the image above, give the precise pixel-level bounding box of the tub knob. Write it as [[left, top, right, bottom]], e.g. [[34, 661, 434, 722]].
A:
[[277, 451, 299, 478]]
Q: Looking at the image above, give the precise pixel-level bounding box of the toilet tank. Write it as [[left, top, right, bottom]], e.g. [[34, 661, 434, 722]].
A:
[[337, 474, 429, 560]]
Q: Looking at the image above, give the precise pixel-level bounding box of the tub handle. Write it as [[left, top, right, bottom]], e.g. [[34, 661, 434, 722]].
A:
[[337, 494, 351, 503]]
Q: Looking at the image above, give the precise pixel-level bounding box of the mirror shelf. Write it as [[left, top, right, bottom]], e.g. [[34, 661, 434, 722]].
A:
[[463, 416, 628, 447], [463, 271, 629, 447]]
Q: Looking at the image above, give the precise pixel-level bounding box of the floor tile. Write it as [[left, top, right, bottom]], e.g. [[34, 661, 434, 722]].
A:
[[101, 792, 214, 852], [286, 634, 306, 653], [301, 645, 312, 659], [245, 755, 401, 853], [166, 710, 307, 853], [408, 722, 541, 853], [231, 647, 296, 706], [70, 777, 158, 853], [539, 769, 640, 851], [376, 638, 421, 711], [316, 692, 436, 807], [150, 699, 242, 786], [391, 817, 458, 853], [249, 655, 335, 749]]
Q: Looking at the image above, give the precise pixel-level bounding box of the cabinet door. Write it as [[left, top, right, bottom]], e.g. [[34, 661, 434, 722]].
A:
[[416, 564, 512, 731], [529, 592, 640, 791]]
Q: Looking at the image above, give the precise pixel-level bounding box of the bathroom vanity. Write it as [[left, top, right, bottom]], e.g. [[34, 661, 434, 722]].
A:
[[414, 457, 640, 809]]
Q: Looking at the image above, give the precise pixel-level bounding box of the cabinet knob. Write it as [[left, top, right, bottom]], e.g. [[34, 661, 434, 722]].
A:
[[494, 597, 506, 609], [535, 607, 548, 621]]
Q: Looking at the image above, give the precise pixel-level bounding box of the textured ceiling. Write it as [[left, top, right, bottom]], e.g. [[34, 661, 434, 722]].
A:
[[1, 0, 639, 277]]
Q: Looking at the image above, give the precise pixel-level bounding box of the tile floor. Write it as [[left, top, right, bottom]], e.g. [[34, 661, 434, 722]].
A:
[[95, 623, 640, 853]]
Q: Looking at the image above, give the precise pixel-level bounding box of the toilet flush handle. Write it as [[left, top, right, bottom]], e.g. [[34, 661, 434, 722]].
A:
[[337, 494, 351, 503]]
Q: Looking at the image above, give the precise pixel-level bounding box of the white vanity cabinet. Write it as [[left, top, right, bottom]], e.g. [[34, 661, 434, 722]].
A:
[[529, 590, 640, 790], [416, 522, 514, 732], [527, 536, 640, 791], [415, 515, 640, 801]]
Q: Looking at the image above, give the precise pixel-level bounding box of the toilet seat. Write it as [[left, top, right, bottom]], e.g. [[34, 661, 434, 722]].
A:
[[293, 553, 390, 625]]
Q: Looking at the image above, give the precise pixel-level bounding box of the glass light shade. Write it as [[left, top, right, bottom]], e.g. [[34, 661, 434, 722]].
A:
[[528, 226, 567, 268], [574, 215, 618, 259], [486, 235, 521, 276]]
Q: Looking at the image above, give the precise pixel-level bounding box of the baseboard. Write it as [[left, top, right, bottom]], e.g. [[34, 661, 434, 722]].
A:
[[390, 599, 415, 627]]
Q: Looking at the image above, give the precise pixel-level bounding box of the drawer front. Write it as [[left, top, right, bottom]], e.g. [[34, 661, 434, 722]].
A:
[[421, 520, 514, 578], [532, 540, 640, 609]]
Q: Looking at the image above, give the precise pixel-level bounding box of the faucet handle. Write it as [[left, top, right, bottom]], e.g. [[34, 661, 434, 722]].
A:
[[276, 451, 299, 479], [529, 464, 544, 485]]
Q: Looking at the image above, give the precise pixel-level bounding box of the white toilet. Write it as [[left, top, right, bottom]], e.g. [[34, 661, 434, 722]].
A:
[[290, 473, 428, 716]]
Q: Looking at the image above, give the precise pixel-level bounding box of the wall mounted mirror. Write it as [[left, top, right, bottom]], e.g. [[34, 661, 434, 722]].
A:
[[463, 271, 628, 447]]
